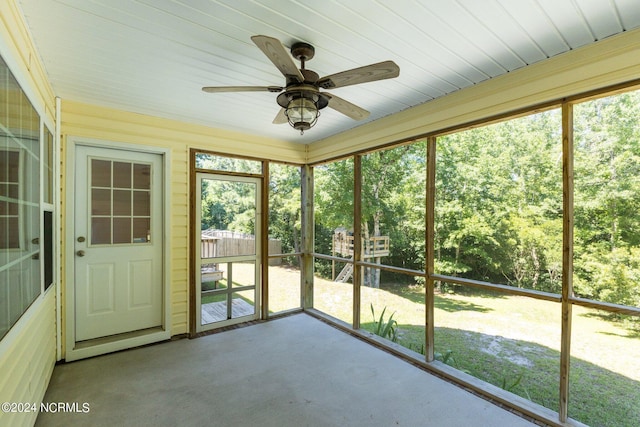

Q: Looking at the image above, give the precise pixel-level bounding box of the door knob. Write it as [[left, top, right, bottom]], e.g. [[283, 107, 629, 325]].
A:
[[77, 250, 85, 257]]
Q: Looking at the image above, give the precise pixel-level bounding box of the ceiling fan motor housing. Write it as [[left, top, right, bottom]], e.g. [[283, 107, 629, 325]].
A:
[[290, 42, 315, 62], [276, 85, 329, 110]]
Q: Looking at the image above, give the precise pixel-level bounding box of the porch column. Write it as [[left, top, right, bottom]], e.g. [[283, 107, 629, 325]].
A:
[[301, 165, 314, 309]]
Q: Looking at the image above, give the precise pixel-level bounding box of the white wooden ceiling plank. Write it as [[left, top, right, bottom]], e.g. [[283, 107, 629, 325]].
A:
[[149, 0, 292, 74], [457, 0, 547, 66], [416, 1, 509, 78], [87, 0, 282, 83], [612, 0, 640, 31], [16, 0, 640, 144], [327, 0, 474, 89], [326, 83, 419, 111], [497, 0, 569, 57], [404, 2, 502, 80], [535, 0, 596, 47], [78, 1, 299, 100], [29, 3, 286, 101], [575, 0, 623, 40], [289, 1, 460, 98], [197, 0, 326, 49], [425, 1, 526, 71]]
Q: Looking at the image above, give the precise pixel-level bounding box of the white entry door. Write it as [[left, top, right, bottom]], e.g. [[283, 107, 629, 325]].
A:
[[74, 145, 163, 342]]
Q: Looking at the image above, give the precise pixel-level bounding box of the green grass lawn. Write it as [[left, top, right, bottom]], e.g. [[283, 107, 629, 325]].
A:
[[312, 271, 640, 427], [225, 263, 640, 427]]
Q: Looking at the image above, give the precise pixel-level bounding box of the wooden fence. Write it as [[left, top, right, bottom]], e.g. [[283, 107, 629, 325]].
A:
[[201, 230, 281, 265]]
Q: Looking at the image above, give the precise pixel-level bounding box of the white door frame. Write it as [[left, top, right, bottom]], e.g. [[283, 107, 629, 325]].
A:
[[195, 173, 262, 333], [64, 137, 171, 361]]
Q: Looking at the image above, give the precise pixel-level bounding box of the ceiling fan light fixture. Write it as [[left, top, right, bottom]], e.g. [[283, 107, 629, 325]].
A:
[[285, 96, 319, 134], [203, 36, 400, 135]]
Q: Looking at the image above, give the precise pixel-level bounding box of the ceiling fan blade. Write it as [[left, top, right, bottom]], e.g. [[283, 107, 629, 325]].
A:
[[273, 108, 288, 124], [317, 60, 400, 89], [202, 86, 282, 93], [251, 35, 304, 83], [325, 93, 370, 121]]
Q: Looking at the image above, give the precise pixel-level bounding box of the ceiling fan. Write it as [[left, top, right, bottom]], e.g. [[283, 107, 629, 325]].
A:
[[202, 35, 400, 134]]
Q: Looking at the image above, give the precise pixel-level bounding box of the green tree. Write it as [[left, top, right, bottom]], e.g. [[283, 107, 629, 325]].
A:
[[573, 91, 640, 307], [361, 143, 426, 286], [435, 109, 562, 291], [269, 163, 302, 256]]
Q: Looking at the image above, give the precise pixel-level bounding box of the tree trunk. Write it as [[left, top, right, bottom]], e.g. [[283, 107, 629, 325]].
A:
[[362, 222, 371, 287], [373, 257, 381, 289], [531, 246, 540, 289]]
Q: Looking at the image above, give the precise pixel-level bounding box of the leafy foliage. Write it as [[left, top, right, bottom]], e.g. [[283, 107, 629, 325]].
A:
[[268, 163, 302, 254], [435, 110, 563, 290], [199, 90, 640, 309], [370, 304, 398, 342], [572, 92, 640, 307]]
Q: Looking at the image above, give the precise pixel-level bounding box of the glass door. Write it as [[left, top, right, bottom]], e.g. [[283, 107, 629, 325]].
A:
[[195, 173, 261, 332]]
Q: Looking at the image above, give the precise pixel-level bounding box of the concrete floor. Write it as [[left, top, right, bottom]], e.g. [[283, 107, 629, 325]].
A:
[[37, 314, 537, 427]]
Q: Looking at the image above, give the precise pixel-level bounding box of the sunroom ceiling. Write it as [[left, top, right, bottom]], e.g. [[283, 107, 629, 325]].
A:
[[17, 0, 640, 144]]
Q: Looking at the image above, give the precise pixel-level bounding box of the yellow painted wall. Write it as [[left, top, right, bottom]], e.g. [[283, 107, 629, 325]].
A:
[[60, 101, 306, 342], [308, 26, 640, 163], [0, 291, 56, 427], [0, 2, 57, 426]]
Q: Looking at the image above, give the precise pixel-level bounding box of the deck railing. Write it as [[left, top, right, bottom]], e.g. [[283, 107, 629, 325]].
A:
[[332, 234, 390, 258]]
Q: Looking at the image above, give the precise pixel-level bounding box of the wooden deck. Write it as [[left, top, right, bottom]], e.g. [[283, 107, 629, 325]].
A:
[[201, 298, 255, 324], [332, 233, 390, 258]]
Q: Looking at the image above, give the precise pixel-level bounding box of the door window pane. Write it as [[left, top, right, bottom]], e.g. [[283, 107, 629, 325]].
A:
[[113, 218, 132, 244], [133, 218, 150, 243], [195, 153, 262, 174], [133, 164, 150, 189], [113, 190, 131, 216], [91, 159, 111, 187], [91, 189, 111, 215], [91, 217, 111, 245], [133, 191, 150, 216], [200, 179, 257, 257], [90, 159, 152, 245], [232, 291, 255, 318], [113, 162, 131, 188]]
